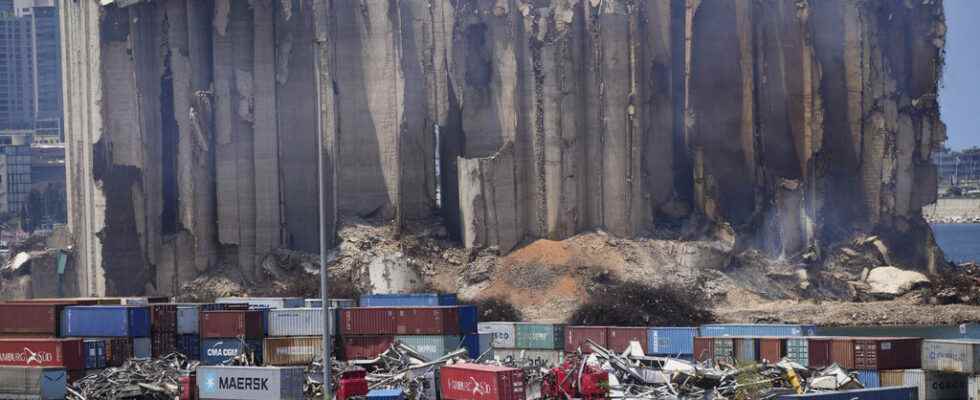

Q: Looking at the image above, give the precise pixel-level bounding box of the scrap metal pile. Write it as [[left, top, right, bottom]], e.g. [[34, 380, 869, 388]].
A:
[[66, 353, 197, 400]]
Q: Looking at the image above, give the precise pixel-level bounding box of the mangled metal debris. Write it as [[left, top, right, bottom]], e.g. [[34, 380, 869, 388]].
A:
[[67, 353, 197, 400]]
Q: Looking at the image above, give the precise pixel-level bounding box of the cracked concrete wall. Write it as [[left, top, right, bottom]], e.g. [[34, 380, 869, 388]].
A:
[[61, 0, 947, 295]]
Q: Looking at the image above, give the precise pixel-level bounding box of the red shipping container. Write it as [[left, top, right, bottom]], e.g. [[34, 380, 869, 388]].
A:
[[758, 338, 784, 362], [340, 308, 397, 335], [5, 299, 100, 306], [393, 307, 460, 335], [199, 310, 264, 339], [853, 337, 921, 370], [807, 338, 832, 368], [694, 337, 714, 362], [564, 326, 607, 353], [341, 336, 394, 360], [607, 327, 648, 354], [441, 363, 525, 400], [104, 337, 134, 366], [150, 304, 177, 333], [152, 330, 177, 357], [0, 303, 61, 335], [179, 374, 197, 400], [0, 338, 85, 370], [830, 338, 855, 369]]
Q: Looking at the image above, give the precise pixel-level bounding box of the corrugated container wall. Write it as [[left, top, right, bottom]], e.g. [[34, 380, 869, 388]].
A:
[[200, 310, 265, 339], [215, 297, 305, 309], [0, 339, 84, 370], [340, 308, 396, 335], [969, 375, 980, 400], [693, 337, 714, 362], [564, 326, 607, 353], [264, 336, 323, 366], [854, 338, 922, 370], [82, 339, 106, 369], [392, 307, 460, 335], [713, 338, 736, 364], [759, 338, 784, 362], [60, 306, 151, 337], [0, 304, 61, 335], [900, 369, 967, 400], [268, 308, 335, 337], [831, 338, 856, 369], [101, 338, 133, 366], [647, 327, 697, 355], [856, 370, 880, 388], [151, 330, 176, 357], [133, 337, 151, 358], [922, 339, 980, 374], [305, 299, 355, 308], [607, 327, 648, 354], [515, 324, 564, 350], [777, 386, 917, 400], [200, 338, 263, 365], [736, 338, 757, 363], [808, 339, 832, 369], [367, 388, 405, 400], [396, 335, 461, 362], [149, 304, 177, 332], [479, 322, 516, 349], [175, 305, 200, 335], [439, 363, 525, 400], [492, 349, 564, 367], [786, 338, 809, 366], [879, 370, 905, 387], [177, 334, 200, 359], [457, 306, 478, 334], [359, 294, 458, 307], [699, 324, 816, 337], [196, 366, 305, 400], [341, 336, 394, 360], [0, 366, 66, 400]]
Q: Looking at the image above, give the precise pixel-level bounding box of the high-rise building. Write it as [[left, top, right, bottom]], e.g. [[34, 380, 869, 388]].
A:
[[0, 134, 32, 214], [0, 0, 60, 140]]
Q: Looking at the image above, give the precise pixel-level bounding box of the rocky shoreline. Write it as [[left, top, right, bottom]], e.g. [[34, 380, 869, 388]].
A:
[[926, 216, 980, 224]]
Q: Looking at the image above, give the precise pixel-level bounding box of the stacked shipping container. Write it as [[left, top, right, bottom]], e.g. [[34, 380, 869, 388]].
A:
[[199, 310, 265, 365], [919, 339, 980, 399], [263, 308, 334, 366]]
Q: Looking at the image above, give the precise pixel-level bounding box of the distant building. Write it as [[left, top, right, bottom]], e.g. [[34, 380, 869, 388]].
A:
[[0, 0, 60, 141], [0, 134, 31, 214], [935, 147, 980, 185]]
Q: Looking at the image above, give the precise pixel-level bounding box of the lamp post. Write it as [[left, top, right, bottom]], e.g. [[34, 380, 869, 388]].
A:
[[314, 37, 332, 400]]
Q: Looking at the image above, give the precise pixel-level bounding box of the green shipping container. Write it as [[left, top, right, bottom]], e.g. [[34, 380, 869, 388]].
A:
[[395, 335, 462, 362], [786, 338, 809, 366], [515, 323, 565, 350]]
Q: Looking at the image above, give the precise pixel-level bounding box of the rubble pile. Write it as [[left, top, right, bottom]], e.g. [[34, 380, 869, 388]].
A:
[[66, 353, 196, 400]]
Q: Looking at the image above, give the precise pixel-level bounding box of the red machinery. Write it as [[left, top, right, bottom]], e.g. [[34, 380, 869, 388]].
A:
[[541, 359, 609, 400], [337, 368, 369, 400]]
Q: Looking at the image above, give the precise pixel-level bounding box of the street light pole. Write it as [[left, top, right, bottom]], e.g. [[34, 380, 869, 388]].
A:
[[314, 37, 332, 400]]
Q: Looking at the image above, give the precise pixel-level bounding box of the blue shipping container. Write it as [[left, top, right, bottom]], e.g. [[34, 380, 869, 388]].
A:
[[359, 293, 458, 307], [60, 306, 151, 337], [177, 334, 200, 360], [83, 339, 107, 369], [777, 386, 917, 400], [698, 324, 816, 337], [200, 338, 263, 365], [857, 370, 881, 388], [463, 334, 480, 359], [457, 305, 477, 334], [367, 388, 405, 400], [647, 327, 698, 355]]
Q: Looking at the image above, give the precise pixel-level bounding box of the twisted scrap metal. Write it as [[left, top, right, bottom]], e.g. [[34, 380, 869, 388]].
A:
[[67, 353, 198, 400]]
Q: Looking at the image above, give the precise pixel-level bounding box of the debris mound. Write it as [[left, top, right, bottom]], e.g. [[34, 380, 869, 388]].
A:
[[568, 281, 716, 326]]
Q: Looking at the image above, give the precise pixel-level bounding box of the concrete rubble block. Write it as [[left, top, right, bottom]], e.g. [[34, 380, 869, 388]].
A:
[[865, 266, 930, 298], [367, 253, 424, 294]]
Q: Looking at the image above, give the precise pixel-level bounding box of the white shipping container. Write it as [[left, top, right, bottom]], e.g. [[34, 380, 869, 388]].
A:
[[922, 340, 980, 374], [197, 366, 305, 400], [492, 349, 564, 368], [133, 337, 151, 358], [216, 297, 305, 309], [267, 308, 335, 337], [177, 305, 199, 334], [304, 299, 355, 308], [970, 375, 980, 400], [478, 322, 516, 348], [899, 369, 968, 400]]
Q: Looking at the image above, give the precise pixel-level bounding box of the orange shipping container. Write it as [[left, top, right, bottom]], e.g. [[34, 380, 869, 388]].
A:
[[264, 336, 323, 366], [831, 338, 856, 369]]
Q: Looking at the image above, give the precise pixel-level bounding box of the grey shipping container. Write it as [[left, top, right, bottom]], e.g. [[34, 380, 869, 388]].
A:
[[969, 374, 980, 400], [215, 297, 305, 309], [305, 299, 355, 308], [479, 322, 517, 348], [197, 366, 304, 400], [395, 336, 462, 362], [0, 366, 66, 400], [786, 338, 809, 366], [177, 305, 200, 335], [735, 338, 756, 363], [778, 386, 917, 400], [922, 339, 980, 374], [894, 369, 967, 400], [267, 308, 335, 337], [699, 324, 816, 337], [514, 323, 564, 350], [492, 349, 564, 368], [133, 337, 151, 358]]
